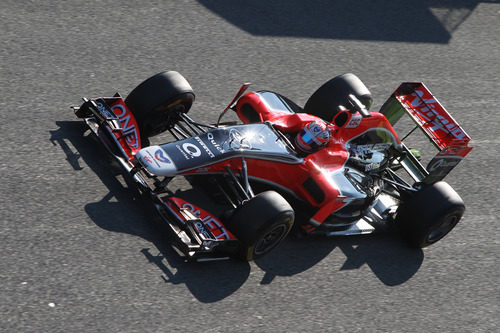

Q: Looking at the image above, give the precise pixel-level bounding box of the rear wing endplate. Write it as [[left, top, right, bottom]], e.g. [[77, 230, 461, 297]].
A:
[[380, 82, 473, 184]]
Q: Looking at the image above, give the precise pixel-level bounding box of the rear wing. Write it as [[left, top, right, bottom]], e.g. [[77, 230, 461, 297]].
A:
[[380, 82, 473, 184]]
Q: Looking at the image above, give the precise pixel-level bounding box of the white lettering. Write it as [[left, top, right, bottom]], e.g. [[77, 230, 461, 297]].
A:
[[194, 221, 211, 238], [182, 143, 202, 157], [95, 102, 115, 119], [194, 137, 215, 158], [408, 90, 465, 141], [364, 163, 379, 171], [207, 133, 225, 153], [181, 202, 231, 240], [346, 114, 362, 128], [111, 104, 139, 149], [112, 105, 135, 135], [410, 90, 437, 107], [428, 158, 460, 172]]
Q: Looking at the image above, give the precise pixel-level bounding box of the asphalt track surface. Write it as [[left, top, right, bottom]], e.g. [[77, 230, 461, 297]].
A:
[[1, 1, 499, 332]]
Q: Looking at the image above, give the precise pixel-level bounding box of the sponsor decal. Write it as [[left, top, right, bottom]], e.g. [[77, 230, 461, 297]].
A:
[[206, 132, 225, 154], [183, 142, 202, 157], [346, 114, 362, 128], [194, 136, 215, 158], [181, 202, 231, 240], [348, 143, 391, 156], [229, 129, 252, 150], [194, 221, 212, 239], [154, 149, 171, 164], [354, 143, 392, 151], [229, 129, 242, 141], [174, 136, 218, 160], [407, 89, 466, 141], [176, 142, 202, 159], [143, 151, 161, 168], [142, 155, 153, 164], [176, 144, 188, 159], [364, 163, 379, 171], [427, 157, 461, 173], [111, 104, 140, 149], [95, 101, 116, 119], [425, 155, 463, 182]]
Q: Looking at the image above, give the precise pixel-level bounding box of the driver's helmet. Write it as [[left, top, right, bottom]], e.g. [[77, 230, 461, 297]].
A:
[[294, 121, 331, 154]]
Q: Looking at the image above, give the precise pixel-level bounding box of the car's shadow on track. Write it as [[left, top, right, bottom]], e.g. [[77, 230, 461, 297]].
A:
[[256, 233, 424, 287], [50, 120, 424, 302], [50, 121, 251, 302]]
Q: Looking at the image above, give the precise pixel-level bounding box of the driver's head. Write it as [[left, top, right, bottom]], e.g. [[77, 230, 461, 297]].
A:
[[294, 121, 331, 154]]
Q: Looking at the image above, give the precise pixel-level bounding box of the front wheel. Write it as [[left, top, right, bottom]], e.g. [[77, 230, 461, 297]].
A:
[[395, 181, 465, 248], [125, 71, 195, 139], [226, 191, 295, 261]]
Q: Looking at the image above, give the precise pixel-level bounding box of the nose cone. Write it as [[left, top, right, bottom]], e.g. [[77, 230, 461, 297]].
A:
[[136, 146, 178, 177]]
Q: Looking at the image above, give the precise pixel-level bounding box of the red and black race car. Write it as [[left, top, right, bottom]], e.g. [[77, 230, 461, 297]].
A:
[[72, 71, 472, 261]]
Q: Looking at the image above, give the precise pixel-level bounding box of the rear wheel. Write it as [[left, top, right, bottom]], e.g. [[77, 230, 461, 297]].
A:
[[125, 71, 195, 139], [304, 73, 372, 122], [226, 191, 295, 261], [396, 181, 465, 248]]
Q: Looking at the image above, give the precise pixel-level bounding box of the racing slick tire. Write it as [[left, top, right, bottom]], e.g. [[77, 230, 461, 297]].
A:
[[125, 71, 195, 139], [226, 191, 295, 261], [395, 181, 465, 248], [304, 73, 373, 122]]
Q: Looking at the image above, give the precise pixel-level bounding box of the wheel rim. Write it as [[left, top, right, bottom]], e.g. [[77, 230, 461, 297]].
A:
[[254, 224, 289, 256], [427, 214, 459, 243]]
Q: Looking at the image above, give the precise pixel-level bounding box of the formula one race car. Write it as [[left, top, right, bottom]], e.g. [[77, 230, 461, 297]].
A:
[[72, 71, 472, 261]]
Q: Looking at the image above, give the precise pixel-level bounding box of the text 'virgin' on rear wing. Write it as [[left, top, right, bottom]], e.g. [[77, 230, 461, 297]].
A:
[[379, 82, 473, 184]]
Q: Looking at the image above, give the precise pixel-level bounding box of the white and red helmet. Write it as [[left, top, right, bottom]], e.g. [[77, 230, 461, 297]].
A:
[[294, 121, 331, 154]]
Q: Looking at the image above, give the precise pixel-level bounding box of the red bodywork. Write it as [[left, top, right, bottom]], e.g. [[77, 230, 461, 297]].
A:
[[176, 92, 402, 228], [380, 83, 473, 183], [394, 84, 470, 152], [101, 86, 469, 232], [394, 83, 473, 162], [165, 197, 236, 240], [101, 97, 142, 161], [236, 92, 400, 225]]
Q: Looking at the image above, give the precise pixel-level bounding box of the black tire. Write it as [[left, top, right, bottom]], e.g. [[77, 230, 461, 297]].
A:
[[125, 71, 195, 139], [304, 73, 373, 122], [226, 191, 295, 261], [396, 181, 465, 248]]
